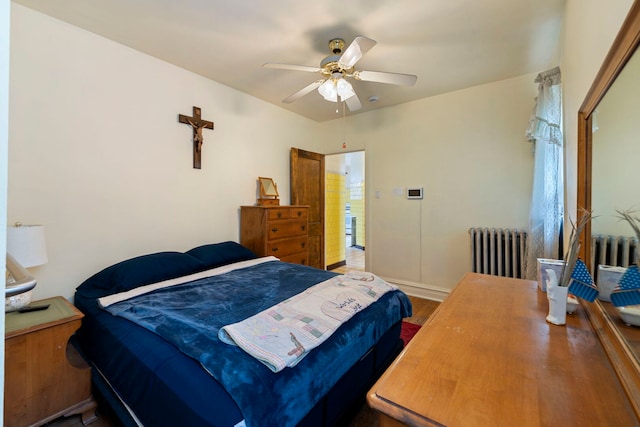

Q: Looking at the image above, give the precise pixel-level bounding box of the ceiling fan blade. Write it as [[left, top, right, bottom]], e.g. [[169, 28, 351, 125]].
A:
[[345, 93, 362, 112], [263, 62, 322, 73], [282, 79, 325, 103], [338, 36, 377, 69], [355, 70, 417, 86]]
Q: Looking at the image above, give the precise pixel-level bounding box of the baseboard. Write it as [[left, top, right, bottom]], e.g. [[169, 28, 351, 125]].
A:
[[382, 277, 450, 302], [326, 260, 346, 270]]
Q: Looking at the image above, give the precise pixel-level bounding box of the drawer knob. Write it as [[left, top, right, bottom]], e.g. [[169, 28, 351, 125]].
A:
[[301, 242, 306, 248], [277, 212, 282, 218], [301, 225, 306, 231], [297, 211, 302, 217], [272, 227, 278, 233], [272, 247, 279, 252]]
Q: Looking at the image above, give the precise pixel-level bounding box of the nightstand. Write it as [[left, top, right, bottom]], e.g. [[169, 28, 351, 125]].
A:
[[5, 296, 97, 427]]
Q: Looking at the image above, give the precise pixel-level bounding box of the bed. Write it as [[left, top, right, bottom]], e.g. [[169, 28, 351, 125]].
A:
[[73, 241, 412, 427]]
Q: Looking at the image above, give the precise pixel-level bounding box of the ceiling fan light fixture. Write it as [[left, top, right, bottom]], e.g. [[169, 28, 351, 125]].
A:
[[336, 78, 355, 100], [318, 79, 338, 102], [318, 78, 355, 103], [267, 36, 416, 108]]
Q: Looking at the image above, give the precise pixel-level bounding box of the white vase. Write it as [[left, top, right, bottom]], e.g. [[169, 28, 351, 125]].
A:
[[545, 269, 568, 325]]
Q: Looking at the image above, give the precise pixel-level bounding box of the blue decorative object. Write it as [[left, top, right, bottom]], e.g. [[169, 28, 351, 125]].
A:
[[611, 265, 640, 307], [567, 259, 598, 302]]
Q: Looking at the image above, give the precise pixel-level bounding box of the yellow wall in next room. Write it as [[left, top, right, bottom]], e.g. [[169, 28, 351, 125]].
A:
[[325, 172, 346, 267]]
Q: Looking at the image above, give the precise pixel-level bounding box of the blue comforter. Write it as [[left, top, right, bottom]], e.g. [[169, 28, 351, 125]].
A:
[[103, 260, 412, 427]]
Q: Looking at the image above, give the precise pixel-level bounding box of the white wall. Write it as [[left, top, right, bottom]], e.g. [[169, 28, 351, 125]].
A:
[[9, 5, 325, 300], [323, 74, 538, 293]]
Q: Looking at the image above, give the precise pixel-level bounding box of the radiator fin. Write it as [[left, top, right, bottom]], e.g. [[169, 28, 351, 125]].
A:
[[469, 227, 528, 279], [591, 234, 639, 271]]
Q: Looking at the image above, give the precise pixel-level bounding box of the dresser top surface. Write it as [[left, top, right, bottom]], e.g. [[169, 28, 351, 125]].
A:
[[368, 272, 639, 426]]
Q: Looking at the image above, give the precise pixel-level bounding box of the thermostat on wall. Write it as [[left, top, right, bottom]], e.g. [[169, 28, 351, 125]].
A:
[[407, 187, 423, 199]]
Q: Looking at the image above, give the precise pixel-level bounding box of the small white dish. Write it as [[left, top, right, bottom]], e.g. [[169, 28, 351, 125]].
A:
[[616, 305, 640, 327], [566, 295, 579, 314]]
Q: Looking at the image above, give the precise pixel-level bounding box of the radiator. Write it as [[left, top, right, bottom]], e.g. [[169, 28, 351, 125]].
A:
[[591, 234, 639, 270], [469, 227, 528, 279]]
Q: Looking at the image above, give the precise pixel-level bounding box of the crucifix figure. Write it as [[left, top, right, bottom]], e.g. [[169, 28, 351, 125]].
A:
[[178, 106, 214, 169]]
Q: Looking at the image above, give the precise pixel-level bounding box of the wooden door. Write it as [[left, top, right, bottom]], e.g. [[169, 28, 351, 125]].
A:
[[290, 148, 325, 269]]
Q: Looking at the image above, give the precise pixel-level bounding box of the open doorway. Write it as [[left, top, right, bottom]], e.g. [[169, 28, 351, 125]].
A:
[[325, 151, 365, 273]]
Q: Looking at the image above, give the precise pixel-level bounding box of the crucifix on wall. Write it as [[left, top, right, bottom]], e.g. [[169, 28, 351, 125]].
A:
[[178, 106, 214, 169]]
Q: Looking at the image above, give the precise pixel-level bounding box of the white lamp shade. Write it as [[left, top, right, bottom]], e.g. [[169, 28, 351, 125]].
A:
[[318, 79, 338, 102], [7, 224, 48, 268], [318, 78, 356, 102], [336, 79, 355, 100]]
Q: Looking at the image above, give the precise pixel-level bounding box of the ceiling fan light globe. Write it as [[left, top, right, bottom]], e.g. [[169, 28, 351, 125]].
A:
[[318, 79, 338, 102], [336, 79, 355, 100]]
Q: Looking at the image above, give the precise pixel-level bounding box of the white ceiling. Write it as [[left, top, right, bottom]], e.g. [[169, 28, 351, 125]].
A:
[[12, 0, 566, 122]]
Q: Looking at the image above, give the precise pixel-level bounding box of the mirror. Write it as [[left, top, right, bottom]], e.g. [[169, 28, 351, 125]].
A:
[[259, 177, 279, 197], [257, 177, 280, 206], [578, 1, 640, 414], [592, 49, 640, 233]]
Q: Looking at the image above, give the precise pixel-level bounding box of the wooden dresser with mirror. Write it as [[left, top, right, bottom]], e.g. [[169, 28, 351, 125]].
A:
[[577, 0, 640, 419]]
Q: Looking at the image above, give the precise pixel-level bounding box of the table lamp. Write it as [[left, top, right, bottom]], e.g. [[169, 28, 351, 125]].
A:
[[5, 222, 48, 312]]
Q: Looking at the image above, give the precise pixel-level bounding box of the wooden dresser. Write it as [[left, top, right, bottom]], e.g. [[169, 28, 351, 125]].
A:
[[368, 273, 640, 427], [240, 205, 309, 265]]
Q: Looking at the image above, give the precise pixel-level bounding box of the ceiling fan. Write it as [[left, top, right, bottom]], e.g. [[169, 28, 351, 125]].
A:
[[263, 36, 417, 112]]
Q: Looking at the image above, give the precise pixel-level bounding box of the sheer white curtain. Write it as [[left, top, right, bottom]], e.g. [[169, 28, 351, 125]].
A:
[[524, 67, 563, 280]]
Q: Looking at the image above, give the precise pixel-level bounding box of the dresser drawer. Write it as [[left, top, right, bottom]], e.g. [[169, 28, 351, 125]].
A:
[[267, 207, 308, 221], [267, 236, 308, 258], [267, 219, 307, 239], [278, 252, 309, 266], [240, 205, 310, 267]]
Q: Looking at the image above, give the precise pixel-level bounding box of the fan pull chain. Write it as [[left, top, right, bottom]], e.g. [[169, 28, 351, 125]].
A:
[[342, 101, 347, 149]]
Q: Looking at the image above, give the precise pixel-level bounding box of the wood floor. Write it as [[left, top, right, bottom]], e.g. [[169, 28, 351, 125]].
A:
[[47, 247, 439, 427], [329, 245, 439, 326], [44, 407, 114, 426], [404, 295, 440, 326], [329, 243, 365, 274]]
